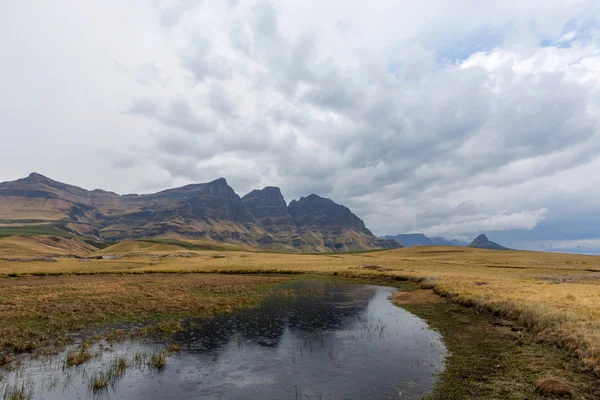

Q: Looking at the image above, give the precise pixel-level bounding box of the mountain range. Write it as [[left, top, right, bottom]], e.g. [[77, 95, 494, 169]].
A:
[[381, 233, 469, 247], [382, 233, 509, 250], [0, 173, 400, 253]]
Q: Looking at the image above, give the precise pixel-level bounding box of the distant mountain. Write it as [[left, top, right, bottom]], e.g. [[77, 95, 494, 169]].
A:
[[382, 234, 432, 247], [382, 233, 468, 248], [468, 234, 510, 250], [0, 173, 400, 253], [430, 237, 469, 247]]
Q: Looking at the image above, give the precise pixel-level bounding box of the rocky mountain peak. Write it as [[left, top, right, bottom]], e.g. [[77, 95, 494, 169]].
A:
[[28, 172, 47, 179], [262, 186, 284, 196], [469, 234, 509, 250], [0, 172, 87, 201], [288, 194, 370, 234], [209, 177, 228, 186], [23, 172, 64, 187], [242, 186, 292, 222], [243, 186, 286, 204]]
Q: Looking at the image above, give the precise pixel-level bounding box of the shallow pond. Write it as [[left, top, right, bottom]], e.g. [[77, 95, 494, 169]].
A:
[[1, 280, 447, 399]]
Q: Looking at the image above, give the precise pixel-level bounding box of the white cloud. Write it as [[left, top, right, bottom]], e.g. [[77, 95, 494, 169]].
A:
[[559, 30, 578, 43], [418, 209, 548, 237]]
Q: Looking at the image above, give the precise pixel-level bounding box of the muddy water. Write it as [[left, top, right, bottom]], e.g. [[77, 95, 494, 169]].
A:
[[1, 280, 446, 399]]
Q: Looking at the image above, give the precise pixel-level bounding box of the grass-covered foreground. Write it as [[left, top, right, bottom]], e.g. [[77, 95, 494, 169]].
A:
[[0, 274, 286, 357], [395, 289, 600, 399], [1, 238, 600, 398]]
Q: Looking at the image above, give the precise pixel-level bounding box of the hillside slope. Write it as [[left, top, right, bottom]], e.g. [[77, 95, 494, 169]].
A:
[[0, 236, 98, 257]]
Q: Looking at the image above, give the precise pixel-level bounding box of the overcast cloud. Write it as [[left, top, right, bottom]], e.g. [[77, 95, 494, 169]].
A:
[[1, 1, 600, 251]]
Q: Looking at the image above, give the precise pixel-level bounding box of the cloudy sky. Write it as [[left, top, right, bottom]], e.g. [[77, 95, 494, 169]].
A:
[[1, 1, 600, 252]]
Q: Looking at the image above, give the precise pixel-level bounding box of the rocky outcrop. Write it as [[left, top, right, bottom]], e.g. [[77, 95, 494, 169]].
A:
[[287, 194, 399, 251]]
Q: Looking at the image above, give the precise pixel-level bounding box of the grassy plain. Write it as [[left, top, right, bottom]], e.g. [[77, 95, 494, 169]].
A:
[[0, 274, 286, 357], [1, 240, 600, 397], [395, 289, 600, 399]]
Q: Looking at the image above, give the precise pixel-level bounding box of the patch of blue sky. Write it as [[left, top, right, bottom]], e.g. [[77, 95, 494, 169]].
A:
[[386, 60, 403, 76], [541, 17, 600, 48], [485, 213, 600, 252], [434, 27, 505, 63]]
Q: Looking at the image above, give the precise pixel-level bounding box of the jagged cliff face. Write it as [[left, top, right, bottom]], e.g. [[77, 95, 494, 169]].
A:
[[288, 194, 371, 234], [241, 187, 294, 226], [241, 187, 298, 248], [0, 173, 400, 252], [241, 189, 399, 252]]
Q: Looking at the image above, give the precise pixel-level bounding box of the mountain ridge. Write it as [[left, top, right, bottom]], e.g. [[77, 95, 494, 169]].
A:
[[382, 232, 509, 249], [0, 173, 399, 253], [382, 233, 468, 247]]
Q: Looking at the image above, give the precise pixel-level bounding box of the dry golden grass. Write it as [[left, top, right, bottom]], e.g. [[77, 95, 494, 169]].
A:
[[167, 343, 181, 353], [0, 197, 73, 220], [535, 377, 574, 397], [0, 273, 285, 356], [1, 244, 600, 375], [148, 352, 168, 370], [65, 344, 93, 367], [0, 236, 96, 257], [94, 240, 188, 255]]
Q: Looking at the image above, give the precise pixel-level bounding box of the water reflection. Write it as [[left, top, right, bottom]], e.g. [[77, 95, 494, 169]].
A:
[[176, 281, 375, 351], [1, 280, 446, 400]]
